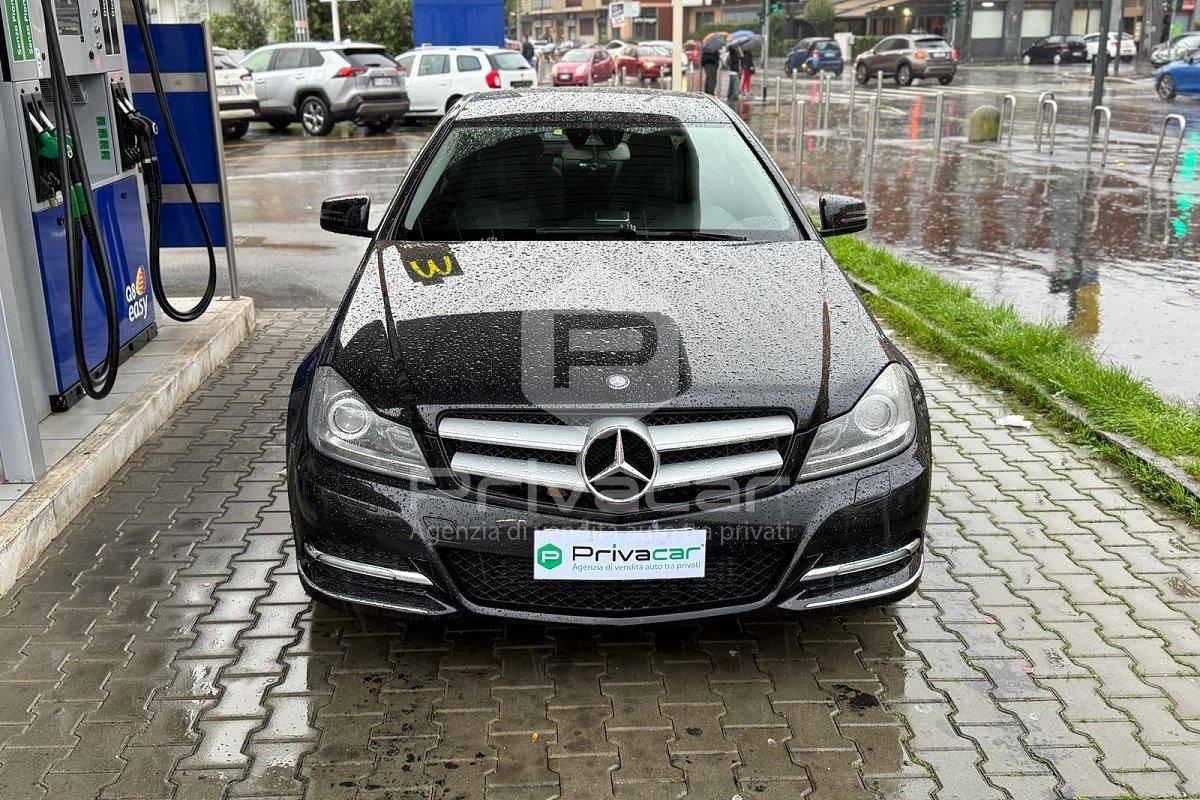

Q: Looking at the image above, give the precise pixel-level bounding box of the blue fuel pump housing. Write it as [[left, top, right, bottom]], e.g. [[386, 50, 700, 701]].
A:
[[32, 174, 156, 406]]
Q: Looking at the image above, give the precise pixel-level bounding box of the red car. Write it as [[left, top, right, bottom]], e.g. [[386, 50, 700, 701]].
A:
[[552, 48, 616, 86], [616, 45, 673, 82]]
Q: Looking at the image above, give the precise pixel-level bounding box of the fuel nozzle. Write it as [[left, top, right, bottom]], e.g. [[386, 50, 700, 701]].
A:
[[23, 93, 67, 200], [111, 80, 157, 173]]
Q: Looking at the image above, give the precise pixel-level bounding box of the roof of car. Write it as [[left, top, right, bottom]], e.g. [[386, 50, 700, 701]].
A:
[[454, 87, 730, 123], [256, 41, 386, 49]]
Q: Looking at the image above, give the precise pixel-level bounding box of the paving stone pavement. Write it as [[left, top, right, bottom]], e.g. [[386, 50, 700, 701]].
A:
[[1, 309, 1199, 800]]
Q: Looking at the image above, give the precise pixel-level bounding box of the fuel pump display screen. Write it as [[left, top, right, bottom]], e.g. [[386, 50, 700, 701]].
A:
[[54, 0, 83, 36]]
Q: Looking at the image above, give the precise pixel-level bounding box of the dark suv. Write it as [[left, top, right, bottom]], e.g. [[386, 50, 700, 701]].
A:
[[855, 34, 957, 85]]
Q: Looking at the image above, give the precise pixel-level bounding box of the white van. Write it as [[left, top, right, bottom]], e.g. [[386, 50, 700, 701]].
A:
[[395, 47, 537, 116]]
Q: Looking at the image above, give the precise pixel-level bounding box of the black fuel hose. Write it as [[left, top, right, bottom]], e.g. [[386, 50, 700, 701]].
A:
[[39, 0, 121, 399], [127, 0, 219, 322]]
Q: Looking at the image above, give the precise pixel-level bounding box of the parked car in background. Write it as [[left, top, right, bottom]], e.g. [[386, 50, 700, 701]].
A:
[[212, 47, 259, 140], [1021, 34, 1088, 64], [616, 44, 673, 82], [786, 37, 844, 76], [1156, 51, 1200, 100], [606, 39, 630, 51], [1084, 31, 1136, 62], [396, 47, 536, 116], [1151, 32, 1200, 66], [552, 47, 616, 86], [239, 42, 407, 136], [855, 34, 957, 85], [552, 41, 577, 59]]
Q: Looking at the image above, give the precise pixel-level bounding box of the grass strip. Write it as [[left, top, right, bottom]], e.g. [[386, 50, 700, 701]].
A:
[[827, 235, 1200, 523]]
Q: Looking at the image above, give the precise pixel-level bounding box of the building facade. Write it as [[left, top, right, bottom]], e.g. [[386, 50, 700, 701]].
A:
[[519, 0, 720, 44]]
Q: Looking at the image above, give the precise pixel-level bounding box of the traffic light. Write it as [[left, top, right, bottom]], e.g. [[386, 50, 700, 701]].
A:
[[950, 0, 963, 19]]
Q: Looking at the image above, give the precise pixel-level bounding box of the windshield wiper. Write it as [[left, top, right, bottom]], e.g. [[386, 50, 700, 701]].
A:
[[533, 226, 746, 241]]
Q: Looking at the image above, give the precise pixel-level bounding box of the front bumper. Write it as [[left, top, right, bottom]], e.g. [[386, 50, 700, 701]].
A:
[[553, 73, 590, 85], [288, 423, 931, 625]]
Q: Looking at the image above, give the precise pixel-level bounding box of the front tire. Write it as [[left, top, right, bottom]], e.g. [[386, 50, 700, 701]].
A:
[[299, 96, 334, 136], [444, 95, 463, 113], [1022, 53, 1032, 65], [1157, 75, 1176, 100], [938, 75, 953, 85], [856, 62, 868, 84], [222, 120, 249, 140], [897, 63, 913, 85], [1052, 52, 1063, 65]]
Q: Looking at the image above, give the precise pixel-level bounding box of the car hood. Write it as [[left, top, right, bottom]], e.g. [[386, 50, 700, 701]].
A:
[[330, 239, 892, 430]]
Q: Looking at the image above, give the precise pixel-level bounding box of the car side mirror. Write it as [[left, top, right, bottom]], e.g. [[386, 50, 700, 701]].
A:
[[320, 196, 373, 238], [818, 194, 868, 237]]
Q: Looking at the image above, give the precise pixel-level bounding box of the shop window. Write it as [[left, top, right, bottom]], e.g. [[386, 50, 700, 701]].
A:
[[972, 7, 1005, 38], [1021, 7, 1053, 37]]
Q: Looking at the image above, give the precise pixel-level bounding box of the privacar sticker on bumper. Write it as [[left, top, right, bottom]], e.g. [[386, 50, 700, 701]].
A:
[[533, 528, 706, 580]]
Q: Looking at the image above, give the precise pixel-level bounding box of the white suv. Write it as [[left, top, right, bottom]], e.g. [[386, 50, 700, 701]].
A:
[[395, 47, 537, 117]]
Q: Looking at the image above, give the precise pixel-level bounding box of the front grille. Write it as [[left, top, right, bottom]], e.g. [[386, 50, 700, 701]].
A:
[[440, 538, 795, 616], [437, 409, 795, 515]]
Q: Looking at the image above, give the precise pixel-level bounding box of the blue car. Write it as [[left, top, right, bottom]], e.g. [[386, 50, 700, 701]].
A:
[[786, 37, 844, 77], [1156, 52, 1200, 101]]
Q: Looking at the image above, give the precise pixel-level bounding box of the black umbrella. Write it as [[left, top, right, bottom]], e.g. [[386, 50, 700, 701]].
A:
[[701, 32, 729, 55]]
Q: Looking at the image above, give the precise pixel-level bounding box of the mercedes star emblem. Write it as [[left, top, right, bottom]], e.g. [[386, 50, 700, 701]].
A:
[[579, 418, 659, 503]]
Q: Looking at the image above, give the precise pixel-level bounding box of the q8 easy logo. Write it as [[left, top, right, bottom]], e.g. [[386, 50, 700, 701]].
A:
[[125, 266, 148, 322]]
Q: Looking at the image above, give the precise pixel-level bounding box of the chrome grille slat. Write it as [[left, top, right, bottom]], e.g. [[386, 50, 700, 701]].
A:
[[438, 414, 794, 453], [440, 411, 794, 502], [450, 452, 587, 492], [655, 451, 784, 489]]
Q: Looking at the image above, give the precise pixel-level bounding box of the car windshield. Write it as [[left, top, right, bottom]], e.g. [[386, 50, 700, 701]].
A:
[[491, 51, 530, 69], [397, 118, 802, 242], [561, 50, 591, 62]]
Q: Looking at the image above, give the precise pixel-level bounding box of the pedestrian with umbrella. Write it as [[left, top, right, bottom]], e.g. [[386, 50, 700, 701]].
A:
[[729, 31, 763, 97], [700, 32, 728, 95], [726, 44, 743, 103]]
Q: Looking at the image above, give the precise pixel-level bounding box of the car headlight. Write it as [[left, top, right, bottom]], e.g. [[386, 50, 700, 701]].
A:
[[799, 363, 917, 480], [307, 366, 434, 483]]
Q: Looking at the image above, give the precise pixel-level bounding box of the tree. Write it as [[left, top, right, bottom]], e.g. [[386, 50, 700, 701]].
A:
[[297, 0, 413, 54], [803, 0, 837, 38], [210, 0, 276, 50]]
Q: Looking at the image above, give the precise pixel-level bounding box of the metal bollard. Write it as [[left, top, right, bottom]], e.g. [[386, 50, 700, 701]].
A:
[[864, 95, 879, 194], [1034, 91, 1054, 142], [1150, 113, 1188, 181], [999, 94, 1016, 148], [875, 70, 883, 106], [773, 76, 782, 150], [1085, 105, 1112, 167], [794, 99, 807, 186], [1035, 98, 1058, 153], [932, 91, 945, 151], [848, 72, 857, 124], [822, 72, 833, 128], [791, 73, 798, 124]]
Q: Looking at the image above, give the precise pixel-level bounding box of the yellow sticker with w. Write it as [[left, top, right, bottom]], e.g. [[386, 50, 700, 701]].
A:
[[398, 245, 461, 285]]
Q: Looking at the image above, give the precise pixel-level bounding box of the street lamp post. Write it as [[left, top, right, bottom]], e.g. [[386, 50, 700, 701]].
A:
[[1090, 0, 1115, 124]]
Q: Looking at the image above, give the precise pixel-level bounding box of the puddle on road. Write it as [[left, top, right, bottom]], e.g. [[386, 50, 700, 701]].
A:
[[771, 113, 1200, 403]]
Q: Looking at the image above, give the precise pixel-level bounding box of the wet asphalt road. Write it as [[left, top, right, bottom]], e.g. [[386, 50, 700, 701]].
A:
[[161, 64, 1199, 401]]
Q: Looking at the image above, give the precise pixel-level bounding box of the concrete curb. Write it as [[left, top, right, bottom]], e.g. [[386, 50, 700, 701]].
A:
[[0, 297, 255, 596], [847, 275, 1200, 507]]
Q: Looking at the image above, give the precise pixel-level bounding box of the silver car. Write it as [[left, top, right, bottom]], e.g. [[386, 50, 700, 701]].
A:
[[240, 42, 410, 136]]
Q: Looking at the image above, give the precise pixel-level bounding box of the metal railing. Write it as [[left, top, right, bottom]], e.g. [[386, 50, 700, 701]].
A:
[[931, 90, 946, 152], [793, 99, 807, 186], [864, 95, 879, 194], [1150, 113, 1188, 181], [1035, 97, 1058, 153], [1085, 105, 1112, 167], [1000, 94, 1016, 148]]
